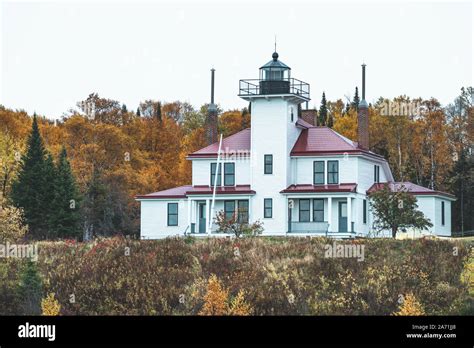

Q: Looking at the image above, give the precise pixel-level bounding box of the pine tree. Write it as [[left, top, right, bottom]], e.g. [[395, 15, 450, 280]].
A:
[[318, 92, 328, 126], [155, 102, 162, 121], [11, 115, 53, 239], [136, 107, 141, 117], [352, 87, 360, 111], [18, 260, 43, 315], [49, 146, 82, 239]]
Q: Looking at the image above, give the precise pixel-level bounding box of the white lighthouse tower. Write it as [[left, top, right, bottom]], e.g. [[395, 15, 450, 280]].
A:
[[238, 51, 310, 234]]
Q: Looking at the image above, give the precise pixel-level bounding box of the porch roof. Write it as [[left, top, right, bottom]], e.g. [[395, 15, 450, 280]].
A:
[[136, 184, 255, 199], [280, 183, 357, 194], [367, 182, 456, 200], [186, 185, 255, 196]]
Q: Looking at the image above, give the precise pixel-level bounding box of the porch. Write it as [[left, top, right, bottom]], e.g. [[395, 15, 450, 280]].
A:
[[286, 196, 356, 237], [186, 195, 253, 235]]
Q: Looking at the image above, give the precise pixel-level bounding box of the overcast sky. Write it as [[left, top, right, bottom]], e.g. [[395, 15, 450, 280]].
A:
[[1, 0, 472, 119]]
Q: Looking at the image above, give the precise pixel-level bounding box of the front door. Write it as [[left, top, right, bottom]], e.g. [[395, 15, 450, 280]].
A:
[[339, 202, 347, 232], [198, 203, 206, 233]]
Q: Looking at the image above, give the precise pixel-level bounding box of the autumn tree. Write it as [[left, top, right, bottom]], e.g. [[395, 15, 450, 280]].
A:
[[369, 184, 433, 238]]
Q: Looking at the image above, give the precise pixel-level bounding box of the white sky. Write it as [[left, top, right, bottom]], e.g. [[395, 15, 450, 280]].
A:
[[1, 0, 472, 119]]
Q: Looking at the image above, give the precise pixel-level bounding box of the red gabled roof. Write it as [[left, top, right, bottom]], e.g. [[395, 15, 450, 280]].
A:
[[281, 183, 357, 194], [367, 182, 456, 199], [136, 185, 255, 199], [186, 185, 255, 195], [188, 128, 251, 158], [136, 185, 192, 199], [291, 126, 384, 159]]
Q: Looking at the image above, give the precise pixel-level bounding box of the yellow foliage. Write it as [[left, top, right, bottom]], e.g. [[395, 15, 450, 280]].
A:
[[199, 274, 252, 316], [393, 293, 425, 316], [229, 290, 253, 316], [41, 293, 61, 316]]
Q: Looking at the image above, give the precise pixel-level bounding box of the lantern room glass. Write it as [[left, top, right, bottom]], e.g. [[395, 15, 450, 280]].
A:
[[260, 66, 290, 81]]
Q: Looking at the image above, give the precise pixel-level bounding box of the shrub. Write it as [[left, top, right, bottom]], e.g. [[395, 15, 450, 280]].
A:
[[4, 236, 465, 316], [41, 293, 61, 316], [214, 210, 264, 238], [393, 293, 425, 316]]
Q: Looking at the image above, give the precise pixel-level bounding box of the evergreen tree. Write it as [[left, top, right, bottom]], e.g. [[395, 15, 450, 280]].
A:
[[11, 116, 53, 239], [136, 107, 141, 117], [18, 260, 43, 315], [318, 92, 328, 126], [121, 104, 128, 113], [49, 146, 82, 239], [352, 87, 360, 111], [155, 101, 162, 121]]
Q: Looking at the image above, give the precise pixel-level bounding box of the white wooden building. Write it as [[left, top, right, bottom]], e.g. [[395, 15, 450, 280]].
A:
[[136, 52, 455, 239]]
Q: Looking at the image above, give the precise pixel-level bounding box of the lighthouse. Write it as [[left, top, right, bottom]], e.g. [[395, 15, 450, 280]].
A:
[[239, 51, 310, 233]]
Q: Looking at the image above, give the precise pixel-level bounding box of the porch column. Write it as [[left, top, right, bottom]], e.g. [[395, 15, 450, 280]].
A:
[[205, 198, 211, 235], [187, 198, 192, 232], [327, 197, 332, 232], [347, 197, 352, 232]]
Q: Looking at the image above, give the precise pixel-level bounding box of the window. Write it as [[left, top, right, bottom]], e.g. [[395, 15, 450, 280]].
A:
[[167, 203, 178, 226], [224, 200, 235, 220], [327, 161, 339, 184], [237, 200, 249, 223], [264, 155, 273, 174], [264, 199, 273, 218], [313, 161, 325, 184], [363, 199, 367, 224], [299, 199, 310, 222], [210, 163, 222, 186], [374, 165, 380, 183], [441, 201, 445, 226], [224, 163, 235, 186], [313, 199, 324, 222]]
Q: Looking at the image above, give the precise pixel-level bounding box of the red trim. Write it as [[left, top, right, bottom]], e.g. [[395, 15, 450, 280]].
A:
[[291, 150, 385, 160], [280, 183, 357, 194], [135, 194, 186, 199]]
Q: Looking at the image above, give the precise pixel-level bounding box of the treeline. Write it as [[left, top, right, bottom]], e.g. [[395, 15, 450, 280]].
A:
[[0, 94, 250, 239], [0, 88, 472, 239]]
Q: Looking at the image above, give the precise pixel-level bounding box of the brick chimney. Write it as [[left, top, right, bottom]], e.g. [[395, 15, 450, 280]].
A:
[[357, 64, 369, 149], [206, 68, 218, 145], [299, 101, 317, 125]]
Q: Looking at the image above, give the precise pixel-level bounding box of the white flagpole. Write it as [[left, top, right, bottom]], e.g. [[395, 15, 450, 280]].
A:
[[208, 134, 223, 235]]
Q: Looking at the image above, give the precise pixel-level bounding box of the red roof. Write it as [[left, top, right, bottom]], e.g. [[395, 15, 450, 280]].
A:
[[136, 185, 255, 199], [136, 185, 192, 199], [188, 128, 251, 158], [291, 126, 383, 158], [186, 185, 255, 195], [281, 183, 357, 194], [367, 182, 456, 199]]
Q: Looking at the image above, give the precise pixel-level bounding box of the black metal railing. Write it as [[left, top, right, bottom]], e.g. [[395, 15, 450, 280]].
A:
[[239, 78, 310, 99]]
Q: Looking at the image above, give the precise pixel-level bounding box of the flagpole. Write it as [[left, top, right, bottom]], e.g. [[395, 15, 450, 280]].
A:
[[208, 134, 223, 235]]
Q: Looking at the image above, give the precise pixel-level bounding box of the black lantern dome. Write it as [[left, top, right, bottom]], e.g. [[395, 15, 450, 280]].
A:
[[259, 52, 291, 94]]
